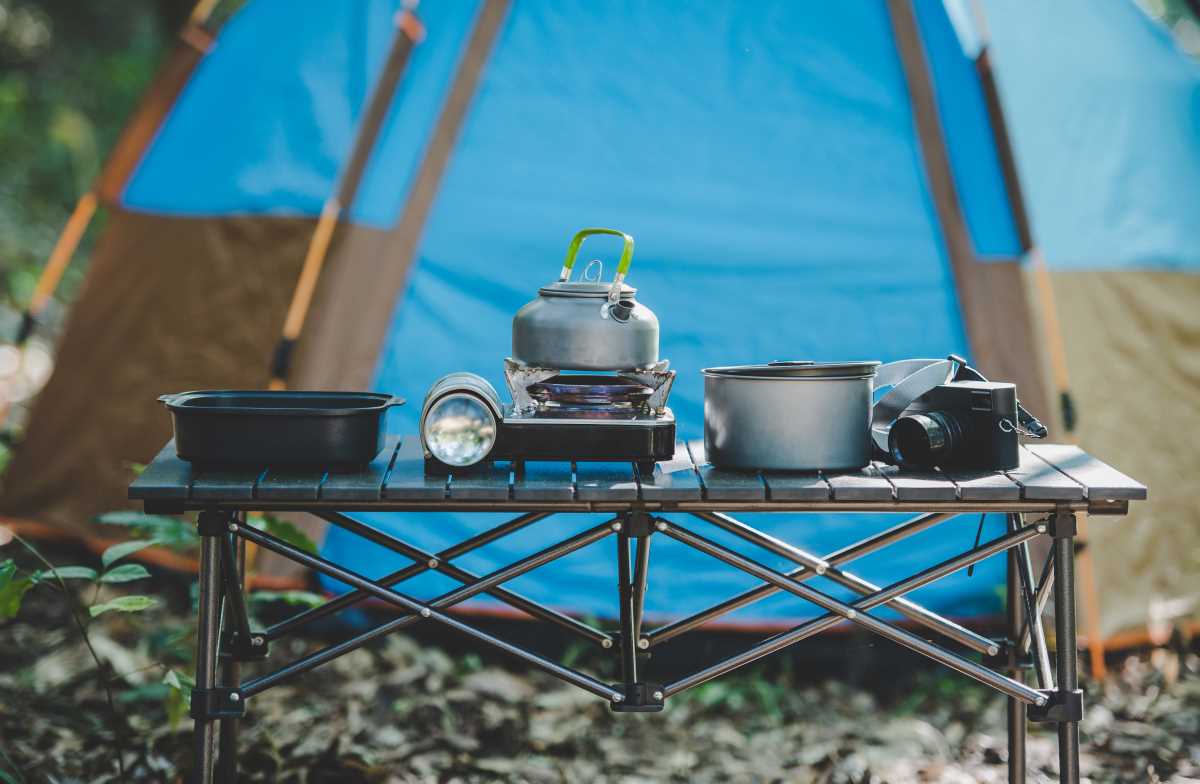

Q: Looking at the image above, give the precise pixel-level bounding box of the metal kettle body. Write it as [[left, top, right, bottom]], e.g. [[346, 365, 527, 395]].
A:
[[512, 228, 659, 371]]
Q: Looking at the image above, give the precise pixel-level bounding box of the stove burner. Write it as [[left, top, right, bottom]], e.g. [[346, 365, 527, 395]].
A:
[[526, 375, 653, 407]]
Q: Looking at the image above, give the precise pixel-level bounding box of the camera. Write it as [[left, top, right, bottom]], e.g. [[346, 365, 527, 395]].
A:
[[887, 381, 1021, 471]]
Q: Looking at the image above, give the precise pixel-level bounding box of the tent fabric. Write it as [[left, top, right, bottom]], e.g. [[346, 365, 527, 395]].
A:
[[975, 0, 1200, 636], [319, 0, 1021, 624], [911, 0, 1022, 260], [1048, 269, 1200, 636], [983, 0, 1200, 271], [0, 209, 335, 531], [122, 0, 483, 227]]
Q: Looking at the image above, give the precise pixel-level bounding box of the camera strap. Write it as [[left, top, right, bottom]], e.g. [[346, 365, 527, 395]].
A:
[[870, 358, 957, 453]]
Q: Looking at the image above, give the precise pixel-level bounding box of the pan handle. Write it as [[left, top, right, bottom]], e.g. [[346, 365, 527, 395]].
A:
[[560, 228, 636, 303], [383, 395, 406, 408]]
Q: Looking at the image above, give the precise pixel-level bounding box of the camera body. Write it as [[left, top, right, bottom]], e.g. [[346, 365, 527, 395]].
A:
[[887, 381, 1019, 471]]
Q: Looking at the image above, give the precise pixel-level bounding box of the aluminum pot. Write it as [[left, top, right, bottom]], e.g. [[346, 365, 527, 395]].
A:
[[703, 360, 881, 471], [512, 228, 658, 371]]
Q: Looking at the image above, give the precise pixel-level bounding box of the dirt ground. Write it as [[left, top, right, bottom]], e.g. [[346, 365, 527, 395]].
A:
[[0, 555, 1197, 784]]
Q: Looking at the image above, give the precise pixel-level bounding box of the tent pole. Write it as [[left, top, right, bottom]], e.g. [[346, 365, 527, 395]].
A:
[[969, 0, 1106, 679], [11, 0, 223, 350], [267, 3, 426, 391]]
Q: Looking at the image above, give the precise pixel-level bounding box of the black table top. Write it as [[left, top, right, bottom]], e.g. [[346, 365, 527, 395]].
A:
[[129, 436, 1146, 516]]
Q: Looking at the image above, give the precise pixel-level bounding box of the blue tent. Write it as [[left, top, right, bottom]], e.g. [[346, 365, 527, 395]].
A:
[[12, 0, 1193, 636]]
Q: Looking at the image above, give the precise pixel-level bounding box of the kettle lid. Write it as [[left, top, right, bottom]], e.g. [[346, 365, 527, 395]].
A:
[[538, 281, 636, 299]]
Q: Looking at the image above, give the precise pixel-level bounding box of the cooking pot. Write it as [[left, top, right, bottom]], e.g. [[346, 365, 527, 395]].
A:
[[511, 228, 659, 371], [703, 361, 881, 471]]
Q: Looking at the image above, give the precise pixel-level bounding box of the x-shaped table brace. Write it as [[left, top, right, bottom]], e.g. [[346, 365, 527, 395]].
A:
[[192, 506, 1078, 781]]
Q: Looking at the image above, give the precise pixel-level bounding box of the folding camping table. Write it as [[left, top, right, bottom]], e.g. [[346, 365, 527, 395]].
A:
[[130, 436, 1146, 783]]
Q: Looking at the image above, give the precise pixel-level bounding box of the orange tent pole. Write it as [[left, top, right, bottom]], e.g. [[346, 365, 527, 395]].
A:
[[268, 4, 426, 390], [13, 0, 223, 346]]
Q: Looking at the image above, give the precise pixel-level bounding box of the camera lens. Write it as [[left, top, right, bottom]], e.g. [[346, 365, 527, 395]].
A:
[[889, 411, 962, 468]]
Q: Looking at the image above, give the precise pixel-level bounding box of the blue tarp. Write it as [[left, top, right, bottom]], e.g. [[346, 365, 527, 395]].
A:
[[124, 0, 481, 226], [984, 0, 1200, 270]]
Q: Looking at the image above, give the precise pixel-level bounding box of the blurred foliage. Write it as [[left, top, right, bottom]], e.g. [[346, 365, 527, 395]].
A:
[[1139, 0, 1200, 56], [0, 0, 192, 312]]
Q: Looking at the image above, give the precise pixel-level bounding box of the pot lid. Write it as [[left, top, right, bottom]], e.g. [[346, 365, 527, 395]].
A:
[[538, 281, 636, 299], [703, 360, 881, 379]]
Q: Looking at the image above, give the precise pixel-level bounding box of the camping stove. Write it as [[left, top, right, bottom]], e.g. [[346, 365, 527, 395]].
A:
[[498, 357, 676, 470], [421, 359, 676, 473]]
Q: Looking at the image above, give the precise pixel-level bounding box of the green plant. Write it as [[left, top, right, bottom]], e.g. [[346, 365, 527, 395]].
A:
[[1, 531, 160, 777]]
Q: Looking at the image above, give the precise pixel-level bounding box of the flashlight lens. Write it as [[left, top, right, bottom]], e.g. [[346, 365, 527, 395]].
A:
[[423, 393, 497, 467]]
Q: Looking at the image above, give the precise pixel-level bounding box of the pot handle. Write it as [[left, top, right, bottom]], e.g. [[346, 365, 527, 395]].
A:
[[560, 228, 635, 303]]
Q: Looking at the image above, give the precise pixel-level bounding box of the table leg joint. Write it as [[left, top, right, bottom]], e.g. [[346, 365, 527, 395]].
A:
[[189, 686, 246, 721], [610, 681, 664, 713], [1028, 689, 1084, 724]]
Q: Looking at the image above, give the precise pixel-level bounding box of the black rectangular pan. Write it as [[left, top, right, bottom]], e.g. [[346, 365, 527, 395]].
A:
[[159, 391, 403, 466]]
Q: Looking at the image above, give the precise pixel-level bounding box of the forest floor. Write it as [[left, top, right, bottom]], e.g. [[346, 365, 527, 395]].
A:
[[0, 542, 1197, 784]]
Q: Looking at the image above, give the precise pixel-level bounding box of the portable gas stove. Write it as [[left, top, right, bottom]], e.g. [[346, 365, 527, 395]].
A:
[[419, 359, 675, 473], [496, 357, 675, 470]]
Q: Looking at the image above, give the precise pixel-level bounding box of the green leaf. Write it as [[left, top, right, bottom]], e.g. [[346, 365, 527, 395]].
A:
[[101, 538, 156, 567], [89, 595, 156, 617], [31, 565, 98, 583], [0, 560, 33, 620], [163, 668, 194, 691], [162, 669, 195, 730], [96, 511, 198, 550], [99, 564, 151, 584], [250, 513, 318, 555], [96, 511, 158, 526], [249, 589, 326, 608]]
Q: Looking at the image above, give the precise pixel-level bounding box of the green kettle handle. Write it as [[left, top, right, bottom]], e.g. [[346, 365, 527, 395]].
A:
[[560, 228, 636, 303]]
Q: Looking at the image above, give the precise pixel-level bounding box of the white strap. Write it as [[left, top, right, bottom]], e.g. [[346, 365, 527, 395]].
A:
[[871, 359, 958, 452]]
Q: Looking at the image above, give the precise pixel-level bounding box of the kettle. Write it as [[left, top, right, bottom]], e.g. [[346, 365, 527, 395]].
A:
[[511, 228, 659, 371]]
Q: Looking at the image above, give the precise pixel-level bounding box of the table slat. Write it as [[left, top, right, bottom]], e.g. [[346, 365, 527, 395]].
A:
[[639, 442, 703, 501], [128, 441, 193, 501], [575, 461, 639, 501], [824, 465, 895, 501], [191, 467, 260, 501], [1005, 446, 1084, 501], [687, 440, 766, 501], [943, 468, 1023, 501], [384, 437, 448, 500], [1026, 444, 1147, 501], [321, 436, 399, 501], [872, 463, 959, 501], [256, 468, 325, 501], [761, 471, 831, 501], [511, 460, 575, 502], [448, 461, 512, 501]]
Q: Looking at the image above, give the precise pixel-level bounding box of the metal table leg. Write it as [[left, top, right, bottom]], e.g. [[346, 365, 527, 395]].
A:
[[1054, 511, 1081, 784], [193, 513, 224, 784], [1007, 528, 1026, 783], [616, 526, 638, 687], [217, 525, 246, 782]]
